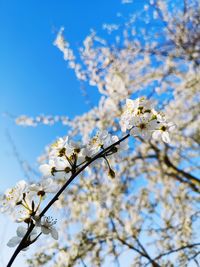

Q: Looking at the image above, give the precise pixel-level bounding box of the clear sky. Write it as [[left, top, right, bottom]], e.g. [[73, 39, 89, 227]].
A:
[[0, 0, 147, 189], [0, 0, 146, 266]]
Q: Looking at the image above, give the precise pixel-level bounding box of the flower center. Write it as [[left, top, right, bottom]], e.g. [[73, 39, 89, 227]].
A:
[[58, 147, 66, 157], [139, 123, 146, 130], [161, 126, 167, 131]]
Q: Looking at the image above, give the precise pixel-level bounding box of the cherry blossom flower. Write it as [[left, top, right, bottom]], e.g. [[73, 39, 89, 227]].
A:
[[49, 136, 85, 167], [49, 137, 69, 157], [14, 206, 33, 223], [85, 130, 119, 156], [53, 27, 75, 62], [36, 216, 58, 240], [39, 158, 71, 179], [110, 135, 129, 151], [39, 159, 55, 177], [7, 226, 37, 250], [120, 97, 174, 142], [120, 97, 154, 132], [29, 178, 58, 196], [0, 180, 28, 214], [152, 122, 176, 143], [130, 113, 158, 140], [105, 72, 128, 99]]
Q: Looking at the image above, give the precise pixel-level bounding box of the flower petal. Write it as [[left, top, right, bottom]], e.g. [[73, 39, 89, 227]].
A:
[[162, 132, 170, 143], [39, 164, 51, 176], [7, 236, 21, 247], [41, 226, 51, 235], [152, 130, 161, 140], [29, 184, 39, 192], [17, 226, 27, 237], [130, 127, 140, 136], [51, 227, 59, 240]]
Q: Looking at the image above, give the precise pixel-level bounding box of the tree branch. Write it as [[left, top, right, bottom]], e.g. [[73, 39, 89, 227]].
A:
[[7, 133, 130, 267]]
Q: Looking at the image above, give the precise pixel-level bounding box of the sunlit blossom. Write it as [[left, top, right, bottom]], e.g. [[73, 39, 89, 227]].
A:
[[0, 180, 28, 214], [36, 216, 58, 240]]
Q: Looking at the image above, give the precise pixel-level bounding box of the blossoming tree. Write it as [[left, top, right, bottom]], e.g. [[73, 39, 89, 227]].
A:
[[1, 0, 200, 266]]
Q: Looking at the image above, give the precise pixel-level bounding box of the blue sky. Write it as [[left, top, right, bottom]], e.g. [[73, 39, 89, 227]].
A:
[[0, 0, 148, 266], [0, 0, 145, 190]]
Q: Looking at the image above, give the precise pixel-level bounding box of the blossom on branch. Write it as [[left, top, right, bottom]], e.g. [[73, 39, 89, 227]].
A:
[[0, 180, 28, 215], [35, 216, 58, 240], [152, 121, 176, 143], [29, 178, 59, 196], [7, 226, 37, 250], [120, 97, 174, 142]]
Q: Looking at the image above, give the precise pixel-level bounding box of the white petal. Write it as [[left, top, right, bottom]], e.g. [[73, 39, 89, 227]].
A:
[[55, 158, 68, 169], [111, 135, 119, 143], [43, 178, 53, 187], [162, 132, 170, 143], [17, 226, 27, 237], [168, 123, 176, 132], [39, 164, 51, 176], [130, 127, 140, 136], [126, 99, 132, 105], [152, 130, 161, 140], [54, 172, 65, 179], [7, 236, 21, 247], [51, 227, 59, 240], [148, 120, 157, 130], [142, 131, 152, 140], [43, 178, 58, 193], [99, 130, 108, 140], [29, 184, 39, 192], [17, 180, 27, 191], [121, 125, 127, 132], [41, 226, 51, 235], [46, 185, 58, 193], [126, 99, 135, 109]]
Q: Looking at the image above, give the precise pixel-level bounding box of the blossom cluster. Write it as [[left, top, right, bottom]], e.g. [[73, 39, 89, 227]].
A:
[[0, 131, 126, 250], [120, 97, 175, 143], [15, 114, 71, 127], [39, 130, 126, 180], [39, 97, 173, 186], [1, 97, 174, 253], [0, 178, 59, 249]]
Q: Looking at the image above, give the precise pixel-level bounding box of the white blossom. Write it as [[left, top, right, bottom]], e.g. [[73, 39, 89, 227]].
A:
[[7, 226, 37, 250], [152, 122, 176, 143], [0, 180, 28, 214], [39, 158, 71, 179], [130, 113, 158, 139], [29, 178, 58, 196], [36, 216, 58, 240]]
